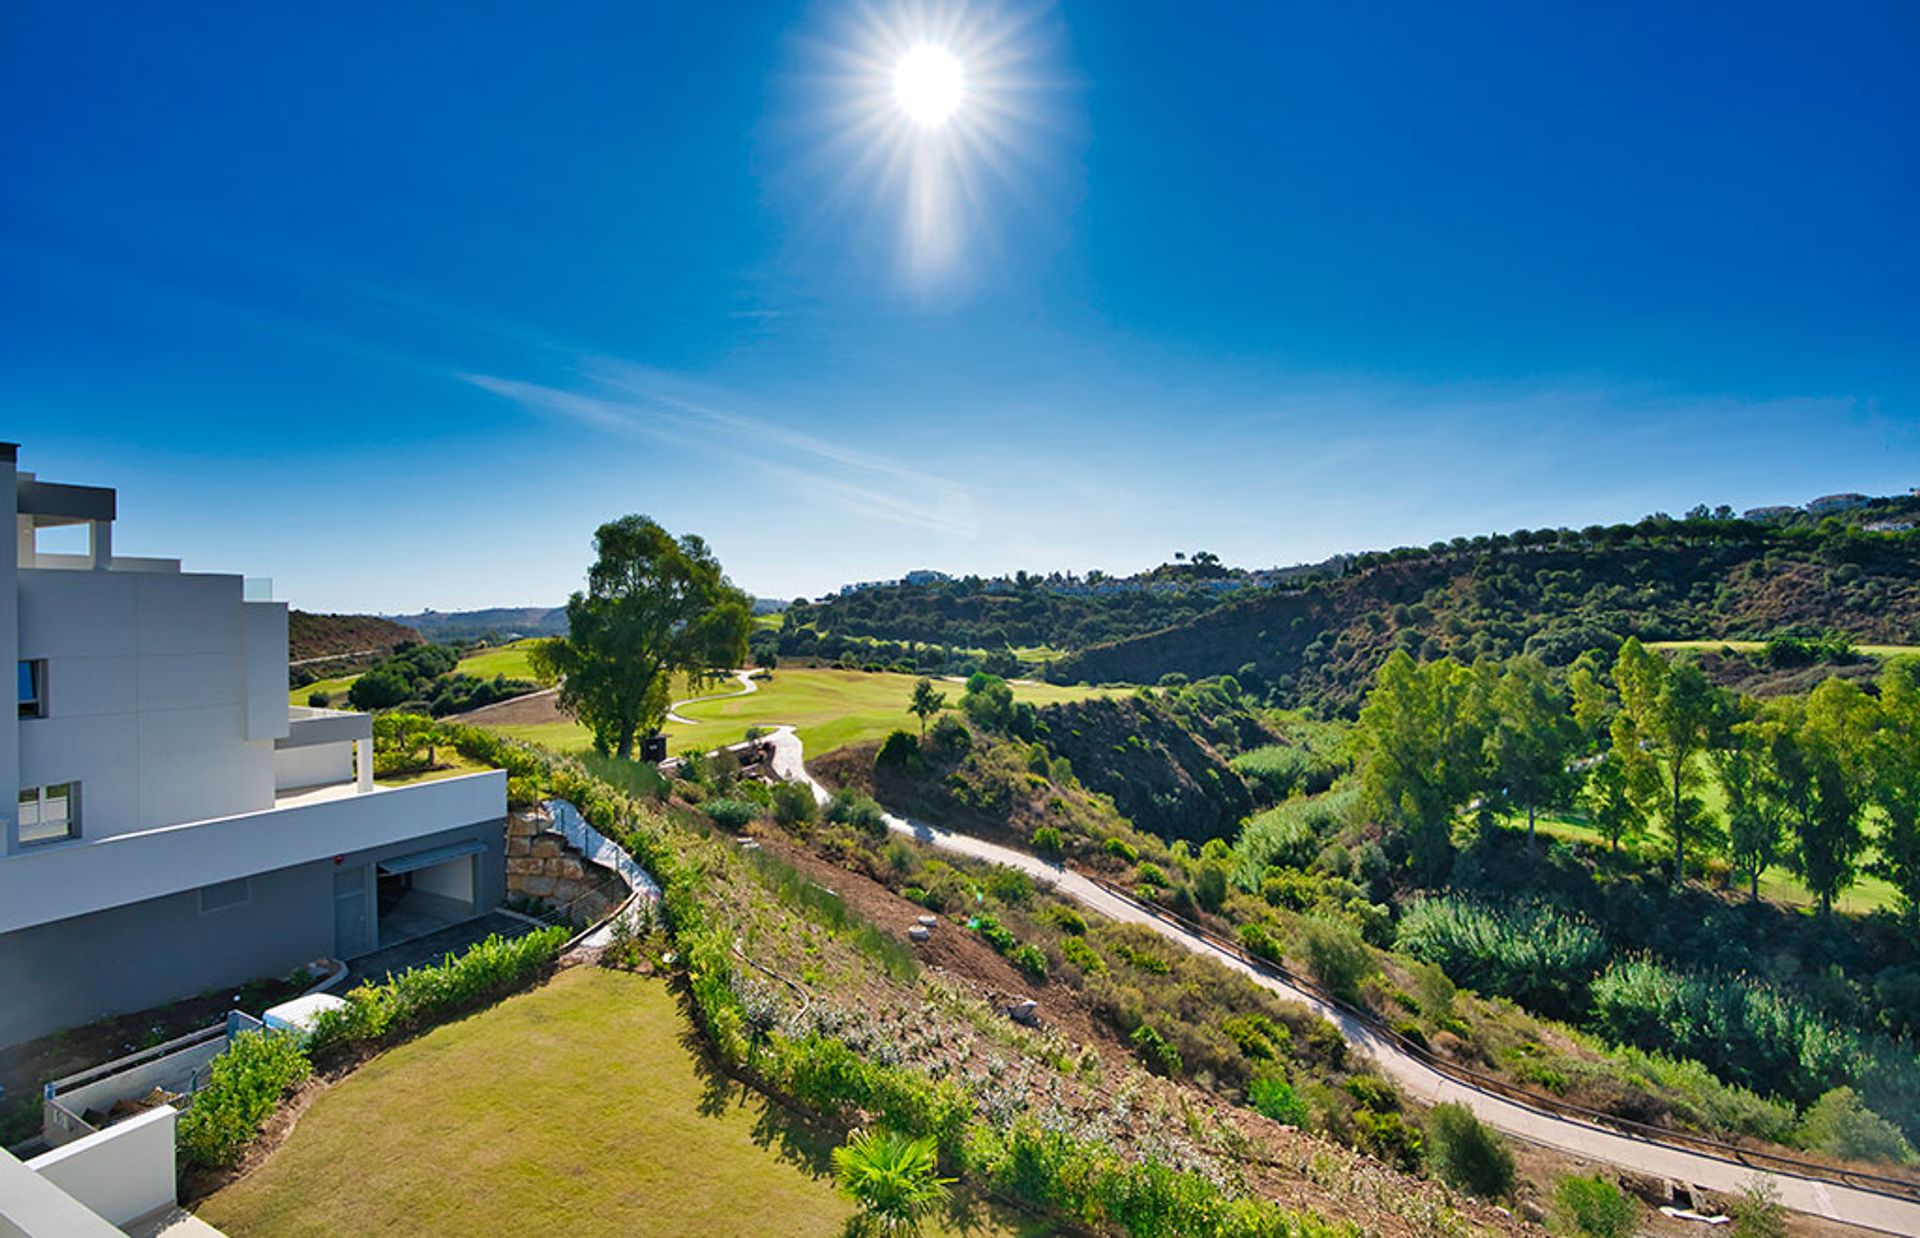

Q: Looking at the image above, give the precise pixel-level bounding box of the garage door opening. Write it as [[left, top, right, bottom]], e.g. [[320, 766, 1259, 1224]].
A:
[[375, 842, 483, 947]]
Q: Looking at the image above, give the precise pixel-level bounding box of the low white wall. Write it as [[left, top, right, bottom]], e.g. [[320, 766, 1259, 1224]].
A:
[[0, 770, 506, 934], [274, 741, 353, 792], [26, 1105, 176, 1228], [0, 1150, 123, 1238], [45, 1032, 224, 1147]]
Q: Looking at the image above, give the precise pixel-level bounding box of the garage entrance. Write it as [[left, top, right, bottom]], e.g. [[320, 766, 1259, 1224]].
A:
[[374, 841, 484, 947]]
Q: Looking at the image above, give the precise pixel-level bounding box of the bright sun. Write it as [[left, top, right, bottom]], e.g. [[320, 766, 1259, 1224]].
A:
[[893, 42, 964, 127]]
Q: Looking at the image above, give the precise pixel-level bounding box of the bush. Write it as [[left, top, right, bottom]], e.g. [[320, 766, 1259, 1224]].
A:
[[827, 788, 889, 842], [1424, 1103, 1514, 1199], [973, 914, 1019, 954], [1798, 1087, 1917, 1164], [770, 780, 817, 827], [1048, 906, 1087, 935], [1731, 1178, 1787, 1238], [308, 928, 568, 1055], [177, 1030, 312, 1168], [1239, 921, 1283, 964], [1060, 936, 1105, 975], [704, 798, 760, 830], [1550, 1175, 1637, 1238], [928, 714, 971, 755], [1010, 943, 1049, 981], [1248, 1074, 1309, 1125], [1300, 916, 1374, 1004], [1130, 1023, 1183, 1076], [1192, 861, 1229, 912], [1030, 825, 1064, 858], [984, 865, 1034, 906], [876, 728, 923, 770], [1103, 836, 1138, 863], [1354, 1107, 1424, 1172]]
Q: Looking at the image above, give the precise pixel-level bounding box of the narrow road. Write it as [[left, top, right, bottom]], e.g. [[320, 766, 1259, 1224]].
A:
[[761, 727, 1920, 1237], [664, 670, 759, 724]]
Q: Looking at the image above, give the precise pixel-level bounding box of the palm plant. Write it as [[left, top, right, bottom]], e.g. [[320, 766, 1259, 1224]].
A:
[[831, 1127, 953, 1234]]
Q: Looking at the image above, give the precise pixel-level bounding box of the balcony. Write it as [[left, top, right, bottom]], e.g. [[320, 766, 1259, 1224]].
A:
[[0, 770, 507, 936]]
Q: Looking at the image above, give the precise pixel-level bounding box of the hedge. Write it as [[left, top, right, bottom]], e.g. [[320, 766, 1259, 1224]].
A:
[[177, 1029, 312, 1168]]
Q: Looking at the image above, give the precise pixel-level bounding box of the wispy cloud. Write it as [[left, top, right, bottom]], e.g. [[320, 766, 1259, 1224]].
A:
[[461, 364, 977, 537]]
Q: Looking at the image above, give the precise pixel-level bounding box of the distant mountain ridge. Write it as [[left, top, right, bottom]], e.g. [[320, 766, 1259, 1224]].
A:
[[384, 607, 568, 643]]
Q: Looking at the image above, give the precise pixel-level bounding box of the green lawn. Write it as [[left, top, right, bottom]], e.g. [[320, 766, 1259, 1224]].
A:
[[486, 666, 1118, 758], [1649, 639, 1920, 660], [198, 967, 1040, 1238], [290, 640, 544, 706]]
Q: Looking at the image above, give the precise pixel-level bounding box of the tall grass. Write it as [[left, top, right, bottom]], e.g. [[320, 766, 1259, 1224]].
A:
[[741, 846, 918, 982], [1230, 788, 1356, 890], [1394, 896, 1607, 1020]]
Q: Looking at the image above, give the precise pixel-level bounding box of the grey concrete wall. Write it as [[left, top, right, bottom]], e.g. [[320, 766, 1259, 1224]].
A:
[[0, 817, 507, 1047], [0, 859, 331, 1047]]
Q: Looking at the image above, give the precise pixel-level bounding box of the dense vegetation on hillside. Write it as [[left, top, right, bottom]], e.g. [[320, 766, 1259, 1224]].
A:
[[287, 611, 421, 662], [327, 642, 536, 717], [1058, 517, 1920, 713]]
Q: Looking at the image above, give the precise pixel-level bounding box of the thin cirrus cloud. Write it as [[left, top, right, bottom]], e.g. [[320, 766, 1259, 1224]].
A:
[[461, 363, 977, 538]]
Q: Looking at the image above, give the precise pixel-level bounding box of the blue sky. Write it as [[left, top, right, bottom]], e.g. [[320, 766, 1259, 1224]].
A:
[[4, 2, 1917, 611]]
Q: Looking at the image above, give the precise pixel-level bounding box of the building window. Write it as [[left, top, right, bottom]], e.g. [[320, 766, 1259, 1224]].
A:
[[199, 877, 252, 913], [18, 660, 45, 719], [18, 783, 79, 845]]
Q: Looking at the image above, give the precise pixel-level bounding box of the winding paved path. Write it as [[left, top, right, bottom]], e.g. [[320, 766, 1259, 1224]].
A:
[[760, 726, 1920, 1237]]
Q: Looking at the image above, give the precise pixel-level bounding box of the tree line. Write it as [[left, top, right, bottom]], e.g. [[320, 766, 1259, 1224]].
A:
[[1356, 639, 1920, 918]]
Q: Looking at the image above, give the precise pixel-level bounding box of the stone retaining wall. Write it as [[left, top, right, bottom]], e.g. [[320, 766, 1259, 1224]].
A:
[[504, 808, 627, 925]]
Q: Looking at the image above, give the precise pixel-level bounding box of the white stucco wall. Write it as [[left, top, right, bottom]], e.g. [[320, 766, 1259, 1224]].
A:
[[274, 740, 354, 791], [16, 567, 279, 841], [25, 1105, 176, 1228]]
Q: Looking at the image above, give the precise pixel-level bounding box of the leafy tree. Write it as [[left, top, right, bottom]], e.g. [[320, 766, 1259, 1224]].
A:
[[1582, 738, 1652, 855], [1485, 657, 1581, 848], [908, 677, 946, 737], [830, 1127, 953, 1234], [528, 516, 750, 759], [1869, 660, 1920, 924], [1355, 651, 1488, 878], [1798, 1087, 1916, 1164], [1781, 679, 1876, 915], [1614, 639, 1723, 882], [1716, 713, 1790, 900]]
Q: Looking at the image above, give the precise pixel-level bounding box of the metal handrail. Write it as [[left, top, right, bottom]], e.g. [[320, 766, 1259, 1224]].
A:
[[1079, 871, 1920, 1204]]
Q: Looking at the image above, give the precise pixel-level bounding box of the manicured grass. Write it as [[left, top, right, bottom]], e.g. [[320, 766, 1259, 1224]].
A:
[[196, 967, 1038, 1238], [373, 748, 491, 788], [1649, 639, 1920, 660], [453, 638, 541, 680], [487, 667, 1118, 759], [289, 672, 359, 707]]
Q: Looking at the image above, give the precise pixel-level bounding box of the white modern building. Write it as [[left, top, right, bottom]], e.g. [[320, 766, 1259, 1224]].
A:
[[0, 446, 508, 1047]]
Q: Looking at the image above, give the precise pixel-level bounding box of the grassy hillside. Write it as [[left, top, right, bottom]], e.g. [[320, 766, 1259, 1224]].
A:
[[1058, 533, 1920, 713]]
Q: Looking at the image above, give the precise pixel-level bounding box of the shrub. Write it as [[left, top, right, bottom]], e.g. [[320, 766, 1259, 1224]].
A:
[[928, 714, 972, 755], [308, 928, 568, 1054], [876, 728, 923, 770], [1424, 1103, 1514, 1199], [1030, 825, 1064, 858], [1731, 1178, 1787, 1238], [1222, 1013, 1290, 1062], [770, 780, 817, 827], [984, 866, 1034, 907], [1300, 916, 1374, 1004], [1192, 861, 1229, 912], [306, 690, 331, 708], [1354, 1107, 1424, 1172], [704, 798, 760, 830], [973, 914, 1018, 954], [827, 788, 889, 842], [1248, 1074, 1309, 1126], [1010, 943, 1049, 981], [1550, 1175, 1637, 1238], [1060, 936, 1105, 975], [1047, 906, 1088, 935], [1130, 1023, 1183, 1076], [1135, 862, 1168, 889], [1103, 836, 1138, 863], [1798, 1087, 1917, 1164], [1239, 921, 1283, 964], [177, 1030, 312, 1168]]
